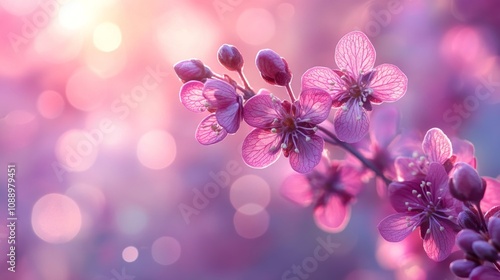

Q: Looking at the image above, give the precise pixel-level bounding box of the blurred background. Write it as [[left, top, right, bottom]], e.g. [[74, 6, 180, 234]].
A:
[[0, 0, 499, 279]]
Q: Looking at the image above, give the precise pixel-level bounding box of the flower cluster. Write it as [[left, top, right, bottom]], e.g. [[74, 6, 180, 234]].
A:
[[174, 31, 500, 279]]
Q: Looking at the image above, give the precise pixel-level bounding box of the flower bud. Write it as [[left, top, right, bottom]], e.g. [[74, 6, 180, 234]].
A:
[[488, 217, 500, 248], [458, 209, 482, 231], [469, 266, 500, 279], [255, 49, 292, 86], [174, 59, 213, 83], [449, 162, 485, 203], [218, 44, 244, 71], [457, 229, 484, 254], [450, 259, 478, 278], [472, 240, 498, 262]]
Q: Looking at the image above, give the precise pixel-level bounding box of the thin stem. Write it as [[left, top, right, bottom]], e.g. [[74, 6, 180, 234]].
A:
[[474, 202, 489, 233], [285, 83, 296, 102], [236, 69, 256, 99], [318, 125, 392, 186]]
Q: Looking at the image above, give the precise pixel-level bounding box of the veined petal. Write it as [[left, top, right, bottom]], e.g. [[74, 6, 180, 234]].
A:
[[281, 174, 313, 207], [314, 196, 350, 233], [203, 79, 237, 108], [242, 129, 282, 168], [335, 31, 375, 78], [195, 114, 227, 145], [422, 128, 452, 164], [451, 138, 477, 168], [298, 88, 333, 124], [425, 163, 450, 201], [333, 99, 369, 143], [388, 180, 422, 212], [394, 157, 420, 181], [301, 66, 344, 94], [215, 102, 242, 134], [289, 134, 324, 173], [243, 93, 280, 128], [179, 80, 207, 113], [370, 64, 408, 103], [423, 220, 457, 261], [378, 213, 419, 242]]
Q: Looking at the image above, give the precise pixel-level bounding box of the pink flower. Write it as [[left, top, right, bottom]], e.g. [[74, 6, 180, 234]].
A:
[[378, 163, 461, 261], [301, 31, 408, 143], [242, 88, 332, 173], [281, 155, 364, 232], [179, 79, 243, 145]]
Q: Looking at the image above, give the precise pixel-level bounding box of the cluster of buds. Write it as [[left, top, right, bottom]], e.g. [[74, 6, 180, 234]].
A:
[[448, 163, 500, 278]]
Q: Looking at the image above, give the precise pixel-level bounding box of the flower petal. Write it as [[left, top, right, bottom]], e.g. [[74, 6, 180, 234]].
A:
[[422, 128, 452, 164], [388, 180, 422, 212], [451, 138, 477, 168], [243, 93, 280, 128], [394, 157, 420, 181], [281, 174, 313, 207], [301, 66, 343, 94], [370, 64, 408, 103], [179, 80, 207, 113], [202, 79, 237, 108], [195, 114, 227, 145], [481, 176, 500, 212], [242, 129, 281, 168], [422, 220, 457, 261], [289, 134, 324, 173], [333, 99, 369, 143], [378, 213, 418, 242], [215, 102, 242, 134], [314, 195, 350, 233], [298, 88, 332, 124], [335, 31, 375, 77], [425, 162, 451, 199]]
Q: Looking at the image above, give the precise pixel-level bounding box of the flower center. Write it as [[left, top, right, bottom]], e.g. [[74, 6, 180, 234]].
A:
[[282, 117, 296, 132]]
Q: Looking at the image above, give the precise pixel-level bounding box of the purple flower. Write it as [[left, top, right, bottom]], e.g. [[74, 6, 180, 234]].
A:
[[242, 88, 332, 173], [378, 163, 460, 261], [218, 44, 244, 71], [395, 128, 453, 180], [301, 31, 408, 143], [179, 79, 243, 144], [281, 155, 364, 232]]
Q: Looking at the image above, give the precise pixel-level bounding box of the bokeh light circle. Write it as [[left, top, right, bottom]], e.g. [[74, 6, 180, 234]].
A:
[[237, 8, 276, 45], [54, 129, 99, 172], [151, 236, 181, 265], [58, 1, 92, 30], [122, 246, 139, 262], [233, 206, 270, 239], [31, 193, 82, 244], [230, 175, 270, 214], [93, 22, 122, 52], [37, 90, 65, 119], [136, 130, 176, 169]]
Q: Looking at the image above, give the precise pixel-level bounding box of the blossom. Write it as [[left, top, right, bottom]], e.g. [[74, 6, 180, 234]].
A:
[[255, 49, 292, 86], [395, 128, 453, 180], [242, 88, 332, 173], [174, 59, 213, 83], [378, 163, 461, 261], [179, 79, 243, 144], [281, 155, 364, 232], [301, 31, 408, 143]]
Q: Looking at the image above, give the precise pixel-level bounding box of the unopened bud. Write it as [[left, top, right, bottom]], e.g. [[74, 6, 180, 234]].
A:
[[456, 229, 484, 255], [457, 209, 482, 231], [449, 162, 485, 203], [218, 44, 244, 71], [450, 259, 478, 278], [488, 217, 500, 248], [174, 59, 213, 83], [255, 49, 292, 86], [472, 240, 499, 262]]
